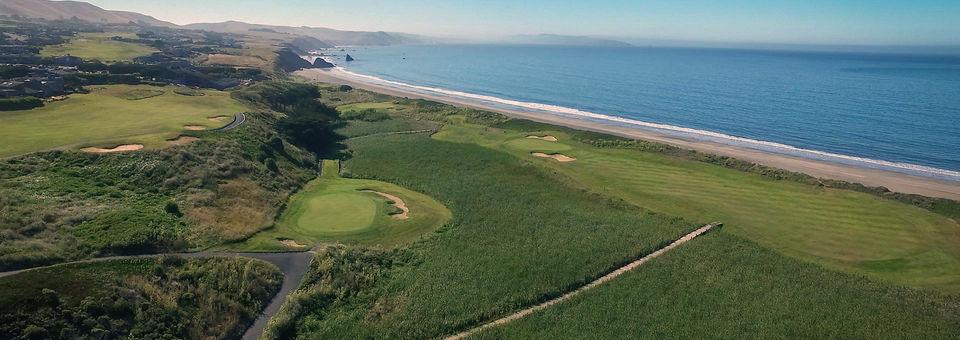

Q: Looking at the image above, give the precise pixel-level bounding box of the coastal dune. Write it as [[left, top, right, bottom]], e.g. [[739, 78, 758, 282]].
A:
[[296, 68, 960, 200]]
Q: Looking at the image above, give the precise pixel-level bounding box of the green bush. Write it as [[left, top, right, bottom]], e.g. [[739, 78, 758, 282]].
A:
[[0, 257, 283, 340], [340, 108, 390, 122], [72, 206, 187, 255], [0, 97, 43, 111]]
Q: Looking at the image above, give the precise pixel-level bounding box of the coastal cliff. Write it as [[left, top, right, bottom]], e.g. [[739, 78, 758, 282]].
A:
[[275, 48, 313, 72], [313, 58, 335, 68]]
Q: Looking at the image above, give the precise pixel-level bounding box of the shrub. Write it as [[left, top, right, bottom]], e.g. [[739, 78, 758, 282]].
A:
[[0, 97, 43, 111], [265, 157, 279, 172], [341, 108, 390, 122], [164, 201, 182, 217]]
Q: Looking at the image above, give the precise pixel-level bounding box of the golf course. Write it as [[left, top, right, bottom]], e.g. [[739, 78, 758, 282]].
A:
[[0, 84, 246, 157], [434, 118, 960, 292], [234, 159, 451, 251], [253, 86, 960, 338], [40, 32, 158, 62]]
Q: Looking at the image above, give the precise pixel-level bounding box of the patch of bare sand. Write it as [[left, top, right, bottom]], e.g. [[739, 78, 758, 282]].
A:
[[364, 190, 409, 220], [167, 135, 199, 146], [527, 135, 558, 142], [207, 115, 230, 122], [279, 239, 307, 248], [80, 144, 144, 153], [532, 152, 576, 162], [183, 125, 207, 131]]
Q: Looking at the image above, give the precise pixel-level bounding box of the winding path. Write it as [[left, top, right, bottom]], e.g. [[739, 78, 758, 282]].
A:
[[445, 223, 720, 340], [213, 113, 247, 131], [0, 250, 314, 340]]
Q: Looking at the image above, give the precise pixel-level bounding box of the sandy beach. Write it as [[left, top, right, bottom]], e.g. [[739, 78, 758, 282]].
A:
[[296, 68, 960, 200]]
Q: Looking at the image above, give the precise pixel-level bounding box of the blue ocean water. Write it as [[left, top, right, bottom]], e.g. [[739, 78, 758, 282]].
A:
[[326, 45, 960, 179]]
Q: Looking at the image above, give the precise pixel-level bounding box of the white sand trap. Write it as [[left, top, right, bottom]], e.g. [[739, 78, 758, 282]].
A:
[[526, 135, 558, 142], [183, 125, 207, 131], [81, 144, 144, 153], [364, 190, 409, 220], [167, 135, 199, 146], [532, 152, 576, 162], [207, 115, 230, 122]]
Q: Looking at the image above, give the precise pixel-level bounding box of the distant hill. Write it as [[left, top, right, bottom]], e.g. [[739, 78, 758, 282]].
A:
[[504, 34, 633, 47], [185, 21, 422, 46], [0, 0, 176, 27], [287, 36, 334, 54]]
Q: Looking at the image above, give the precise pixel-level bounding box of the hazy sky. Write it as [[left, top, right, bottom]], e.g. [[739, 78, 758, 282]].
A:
[[85, 0, 960, 45]]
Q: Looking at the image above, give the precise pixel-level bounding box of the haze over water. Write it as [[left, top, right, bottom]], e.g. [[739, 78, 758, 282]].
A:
[[330, 45, 960, 180]]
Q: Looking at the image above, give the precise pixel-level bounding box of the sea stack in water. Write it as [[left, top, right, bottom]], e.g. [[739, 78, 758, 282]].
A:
[[345, 54, 355, 62], [313, 58, 335, 68]]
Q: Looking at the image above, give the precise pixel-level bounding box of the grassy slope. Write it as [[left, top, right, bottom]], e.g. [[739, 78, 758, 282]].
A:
[[0, 84, 246, 157], [0, 257, 282, 339], [434, 123, 960, 292], [289, 130, 695, 338], [236, 160, 451, 250], [40, 32, 158, 62], [0, 111, 315, 270], [477, 232, 960, 339]]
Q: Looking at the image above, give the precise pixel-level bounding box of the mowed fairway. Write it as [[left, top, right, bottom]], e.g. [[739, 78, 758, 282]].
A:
[[433, 120, 960, 292], [236, 160, 451, 250], [40, 32, 158, 62], [0, 85, 246, 157]]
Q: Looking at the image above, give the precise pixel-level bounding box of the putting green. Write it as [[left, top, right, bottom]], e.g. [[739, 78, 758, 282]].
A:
[[290, 192, 378, 233], [233, 160, 451, 251], [503, 137, 571, 153]]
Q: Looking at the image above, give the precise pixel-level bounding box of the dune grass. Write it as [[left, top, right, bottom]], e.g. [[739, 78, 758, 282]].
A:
[[0, 256, 282, 339], [433, 121, 960, 292], [284, 130, 695, 338], [476, 231, 960, 339], [40, 32, 158, 62], [234, 160, 451, 251], [0, 84, 246, 157]]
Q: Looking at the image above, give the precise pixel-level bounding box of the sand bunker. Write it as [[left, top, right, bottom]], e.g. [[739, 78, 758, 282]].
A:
[[183, 125, 207, 131], [279, 239, 307, 248], [526, 135, 559, 142], [532, 152, 576, 162], [207, 115, 230, 122], [167, 135, 199, 146], [81, 144, 144, 153], [364, 190, 409, 220]]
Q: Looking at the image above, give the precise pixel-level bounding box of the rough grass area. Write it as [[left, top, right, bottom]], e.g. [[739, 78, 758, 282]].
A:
[[203, 53, 270, 68], [477, 232, 960, 338], [434, 121, 960, 292], [40, 32, 158, 62], [279, 131, 695, 339], [0, 256, 282, 339], [0, 113, 315, 270], [235, 160, 451, 251], [0, 84, 247, 158]]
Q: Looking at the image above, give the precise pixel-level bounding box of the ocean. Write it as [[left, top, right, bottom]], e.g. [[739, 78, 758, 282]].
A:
[[320, 45, 960, 181]]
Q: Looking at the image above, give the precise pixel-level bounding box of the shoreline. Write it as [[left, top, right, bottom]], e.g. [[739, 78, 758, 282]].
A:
[[296, 68, 960, 200]]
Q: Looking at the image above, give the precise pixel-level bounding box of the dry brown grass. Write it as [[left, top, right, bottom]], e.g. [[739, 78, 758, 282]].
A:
[[184, 177, 277, 242]]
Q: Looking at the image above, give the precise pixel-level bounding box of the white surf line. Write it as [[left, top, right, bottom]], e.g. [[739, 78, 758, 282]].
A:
[[331, 67, 960, 181], [444, 223, 719, 340]]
